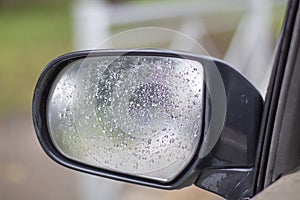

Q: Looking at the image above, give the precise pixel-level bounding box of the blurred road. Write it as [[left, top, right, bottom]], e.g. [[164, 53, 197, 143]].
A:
[[0, 114, 222, 200], [0, 114, 77, 200]]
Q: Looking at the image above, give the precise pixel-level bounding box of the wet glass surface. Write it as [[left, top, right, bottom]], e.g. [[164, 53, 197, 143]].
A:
[[47, 55, 204, 182]]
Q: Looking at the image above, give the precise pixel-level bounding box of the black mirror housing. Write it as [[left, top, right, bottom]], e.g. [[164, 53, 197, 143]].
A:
[[33, 49, 263, 200]]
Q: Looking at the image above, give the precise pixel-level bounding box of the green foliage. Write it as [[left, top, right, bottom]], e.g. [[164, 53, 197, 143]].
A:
[[0, 3, 72, 115]]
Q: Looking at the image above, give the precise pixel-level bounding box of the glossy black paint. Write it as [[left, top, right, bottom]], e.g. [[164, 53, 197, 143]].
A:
[[194, 58, 263, 199], [33, 49, 263, 200]]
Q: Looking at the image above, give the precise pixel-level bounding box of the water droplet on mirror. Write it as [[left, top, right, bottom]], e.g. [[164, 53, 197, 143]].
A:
[[47, 55, 204, 182]]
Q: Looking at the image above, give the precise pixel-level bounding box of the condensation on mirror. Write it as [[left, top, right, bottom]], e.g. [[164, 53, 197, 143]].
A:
[[47, 55, 204, 182]]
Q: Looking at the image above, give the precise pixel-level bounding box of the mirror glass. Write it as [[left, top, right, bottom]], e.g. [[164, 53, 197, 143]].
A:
[[47, 55, 204, 182]]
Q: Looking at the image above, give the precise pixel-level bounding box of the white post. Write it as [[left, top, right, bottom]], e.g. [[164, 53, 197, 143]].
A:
[[73, 0, 110, 50], [72, 1, 123, 200]]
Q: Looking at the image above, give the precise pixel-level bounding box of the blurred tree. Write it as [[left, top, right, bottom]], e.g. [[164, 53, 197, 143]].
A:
[[0, 0, 70, 8]]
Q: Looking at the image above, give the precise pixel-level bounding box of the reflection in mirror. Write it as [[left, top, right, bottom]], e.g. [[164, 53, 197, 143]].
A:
[[47, 55, 204, 182]]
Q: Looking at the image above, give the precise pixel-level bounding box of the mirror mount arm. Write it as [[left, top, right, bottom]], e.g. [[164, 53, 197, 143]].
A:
[[195, 167, 254, 200]]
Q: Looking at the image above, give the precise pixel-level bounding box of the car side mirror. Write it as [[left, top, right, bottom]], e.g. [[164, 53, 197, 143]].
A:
[[33, 49, 263, 200]]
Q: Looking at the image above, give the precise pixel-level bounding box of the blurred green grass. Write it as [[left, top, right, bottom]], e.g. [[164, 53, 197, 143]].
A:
[[0, 3, 72, 115]]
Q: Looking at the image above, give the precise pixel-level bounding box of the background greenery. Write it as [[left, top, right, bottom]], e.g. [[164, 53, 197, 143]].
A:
[[0, 0, 285, 116], [0, 1, 72, 115]]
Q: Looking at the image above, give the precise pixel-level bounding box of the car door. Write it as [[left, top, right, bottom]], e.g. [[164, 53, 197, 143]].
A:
[[254, 0, 300, 198]]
